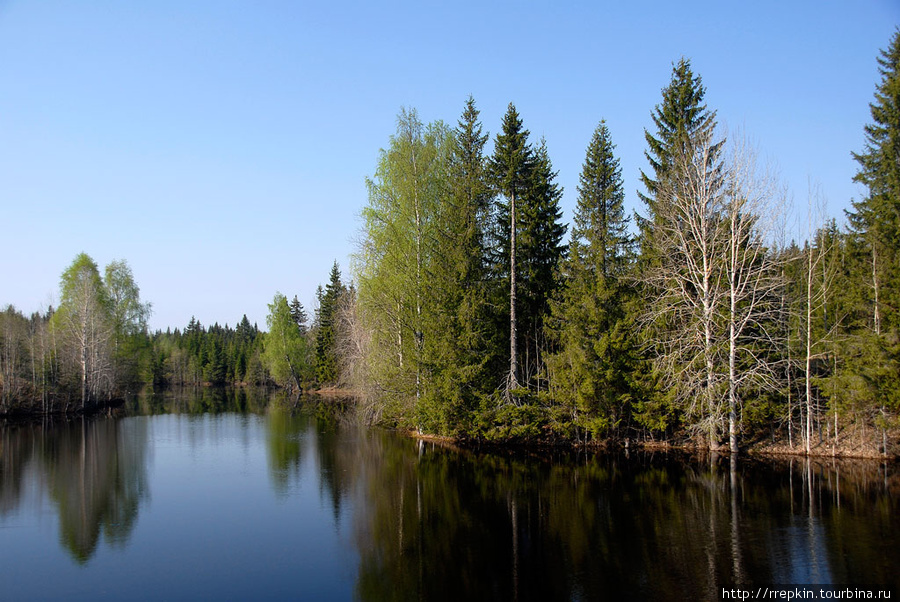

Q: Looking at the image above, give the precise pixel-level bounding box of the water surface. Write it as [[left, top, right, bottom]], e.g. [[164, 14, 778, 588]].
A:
[[1, 389, 897, 600]]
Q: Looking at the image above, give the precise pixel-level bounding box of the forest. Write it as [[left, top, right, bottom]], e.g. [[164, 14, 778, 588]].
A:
[[0, 255, 348, 413], [2, 32, 899, 457]]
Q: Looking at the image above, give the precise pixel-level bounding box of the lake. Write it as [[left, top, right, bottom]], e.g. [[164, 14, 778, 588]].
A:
[[1, 388, 897, 601]]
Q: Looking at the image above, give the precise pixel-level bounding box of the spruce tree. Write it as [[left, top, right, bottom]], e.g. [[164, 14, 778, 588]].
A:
[[518, 138, 566, 387], [289, 296, 308, 335], [638, 58, 721, 252], [546, 121, 635, 440], [845, 29, 900, 452], [426, 96, 494, 431], [315, 261, 346, 386], [489, 103, 534, 395], [449, 96, 492, 284], [849, 28, 900, 332]]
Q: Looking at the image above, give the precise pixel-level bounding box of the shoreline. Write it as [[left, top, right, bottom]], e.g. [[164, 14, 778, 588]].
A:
[[406, 429, 898, 461], [3, 387, 895, 462]]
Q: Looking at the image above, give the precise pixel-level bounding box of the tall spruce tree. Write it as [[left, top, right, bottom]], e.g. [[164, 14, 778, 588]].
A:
[[315, 261, 346, 386], [849, 28, 900, 333], [546, 121, 635, 440], [845, 29, 900, 453], [425, 96, 494, 431], [638, 58, 722, 254], [489, 103, 534, 397], [519, 137, 566, 387]]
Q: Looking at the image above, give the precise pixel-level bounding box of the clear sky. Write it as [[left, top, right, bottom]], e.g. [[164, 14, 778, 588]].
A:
[[1, 1, 897, 332]]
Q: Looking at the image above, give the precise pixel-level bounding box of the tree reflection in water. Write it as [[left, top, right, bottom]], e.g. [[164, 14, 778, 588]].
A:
[[315, 430, 900, 601], [0, 416, 149, 564]]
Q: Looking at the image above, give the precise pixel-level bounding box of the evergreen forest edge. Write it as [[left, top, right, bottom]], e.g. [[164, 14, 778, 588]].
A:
[[3, 37, 900, 458]]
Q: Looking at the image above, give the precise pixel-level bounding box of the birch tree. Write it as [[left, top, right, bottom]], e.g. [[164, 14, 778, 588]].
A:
[[642, 120, 729, 447], [795, 191, 839, 455], [721, 137, 787, 452], [52, 253, 113, 408], [263, 292, 307, 395], [644, 129, 788, 451], [356, 108, 451, 427], [104, 259, 151, 389]]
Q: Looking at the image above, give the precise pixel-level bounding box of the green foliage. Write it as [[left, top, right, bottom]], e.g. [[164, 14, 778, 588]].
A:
[[263, 292, 310, 393], [420, 97, 495, 434], [545, 121, 636, 442], [357, 108, 452, 426], [488, 104, 567, 391], [315, 261, 346, 386], [471, 395, 548, 441]]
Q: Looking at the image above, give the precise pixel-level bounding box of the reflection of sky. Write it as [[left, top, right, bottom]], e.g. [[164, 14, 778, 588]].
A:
[[0, 414, 359, 600], [769, 518, 833, 584]]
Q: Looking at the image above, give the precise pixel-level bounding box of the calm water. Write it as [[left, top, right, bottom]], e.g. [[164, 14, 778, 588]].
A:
[[0, 388, 897, 601]]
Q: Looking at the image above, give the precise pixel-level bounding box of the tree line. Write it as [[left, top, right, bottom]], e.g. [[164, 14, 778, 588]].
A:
[[0, 254, 350, 414], [1, 254, 152, 413], [337, 33, 900, 455]]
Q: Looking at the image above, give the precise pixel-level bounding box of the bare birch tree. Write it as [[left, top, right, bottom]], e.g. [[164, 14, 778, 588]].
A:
[[721, 136, 788, 452], [642, 121, 729, 447], [0, 306, 27, 410], [798, 187, 838, 455], [643, 128, 787, 451]]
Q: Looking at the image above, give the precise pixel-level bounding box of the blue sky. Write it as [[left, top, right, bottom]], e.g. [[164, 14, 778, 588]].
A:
[[1, 1, 897, 331]]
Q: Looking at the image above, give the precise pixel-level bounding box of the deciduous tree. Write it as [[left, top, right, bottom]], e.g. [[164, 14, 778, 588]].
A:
[[264, 292, 308, 394], [52, 253, 113, 407]]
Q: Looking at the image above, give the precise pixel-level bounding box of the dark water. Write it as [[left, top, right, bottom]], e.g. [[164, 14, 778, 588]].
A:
[[0, 388, 897, 601]]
